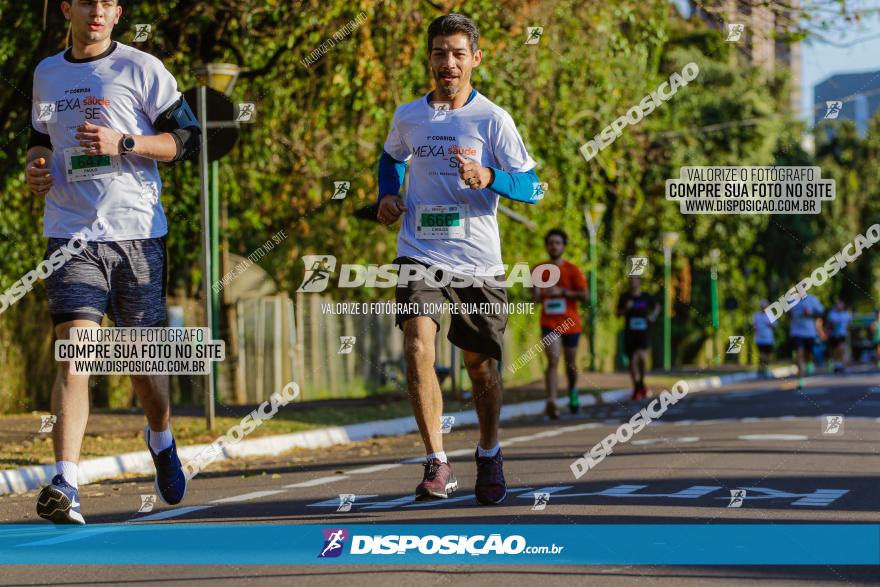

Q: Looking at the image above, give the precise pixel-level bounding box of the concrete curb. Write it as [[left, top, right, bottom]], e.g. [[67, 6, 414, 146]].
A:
[[0, 366, 797, 495]]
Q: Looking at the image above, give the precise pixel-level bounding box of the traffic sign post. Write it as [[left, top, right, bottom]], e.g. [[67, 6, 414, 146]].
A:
[[662, 232, 679, 371], [584, 203, 606, 372], [186, 68, 242, 431]]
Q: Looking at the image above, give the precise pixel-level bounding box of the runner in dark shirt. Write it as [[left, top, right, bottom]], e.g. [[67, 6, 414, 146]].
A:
[[616, 276, 660, 401]]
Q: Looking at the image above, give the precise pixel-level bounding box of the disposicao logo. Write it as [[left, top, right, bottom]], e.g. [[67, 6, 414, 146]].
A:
[[319, 528, 348, 558]]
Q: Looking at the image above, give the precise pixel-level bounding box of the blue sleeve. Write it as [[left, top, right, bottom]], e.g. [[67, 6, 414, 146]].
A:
[[488, 168, 542, 204], [378, 150, 408, 200]]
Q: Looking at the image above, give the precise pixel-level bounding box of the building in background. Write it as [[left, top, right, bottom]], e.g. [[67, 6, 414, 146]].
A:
[[813, 71, 880, 133], [690, 0, 802, 115]]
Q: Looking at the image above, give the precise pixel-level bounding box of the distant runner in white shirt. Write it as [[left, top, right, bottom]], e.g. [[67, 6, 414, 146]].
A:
[[753, 299, 776, 376], [788, 294, 824, 390], [825, 299, 852, 374]]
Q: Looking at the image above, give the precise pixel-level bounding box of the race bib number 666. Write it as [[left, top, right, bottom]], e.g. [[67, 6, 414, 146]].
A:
[[416, 204, 469, 240]]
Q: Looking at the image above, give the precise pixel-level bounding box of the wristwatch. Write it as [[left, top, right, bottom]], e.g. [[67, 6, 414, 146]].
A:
[[120, 134, 136, 154]]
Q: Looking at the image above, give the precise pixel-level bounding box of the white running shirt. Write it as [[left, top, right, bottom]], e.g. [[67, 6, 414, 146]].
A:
[[383, 91, 536, 276], [753, 311, 774, 345], [789, 295, 824, 339], [826, 309, 852, 338], [32, 42, 180, 241]]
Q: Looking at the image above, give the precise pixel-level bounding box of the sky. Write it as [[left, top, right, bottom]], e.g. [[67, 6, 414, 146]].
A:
[[670, 0, 880, 125], [801, 14, 880, 124]]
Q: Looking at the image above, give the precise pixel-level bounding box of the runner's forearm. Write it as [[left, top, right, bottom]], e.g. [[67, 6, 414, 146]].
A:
[[487, 167, 540, 203], [378, 150, 408, 200], [131, 133, 178, 162]]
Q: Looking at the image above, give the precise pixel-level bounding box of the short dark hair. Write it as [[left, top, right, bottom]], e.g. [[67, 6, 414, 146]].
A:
[[545, 228, 568, 246], [427, 13, 479, 54]]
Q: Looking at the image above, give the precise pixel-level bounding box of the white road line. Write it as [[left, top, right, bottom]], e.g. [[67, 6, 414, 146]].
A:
[[210, 490, 285, 504], [632, 437, 700, 446], [346, 463, 402, 475], [693, 419, 736, 425], [131, 505, 213, 522], [284, 475, 349, 488], [738, 434, 808, 441]]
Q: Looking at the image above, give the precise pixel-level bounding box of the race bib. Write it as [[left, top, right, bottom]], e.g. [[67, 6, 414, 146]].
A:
[[629, 317, 648, 331], [416, 204, 468, 240], [64, 147, 121, 182], [543, 298, 566, 315]]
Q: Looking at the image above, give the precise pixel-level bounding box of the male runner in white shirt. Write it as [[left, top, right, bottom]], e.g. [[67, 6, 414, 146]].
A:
[[26, 0, 200, 524], [376, 13, 541, 505]]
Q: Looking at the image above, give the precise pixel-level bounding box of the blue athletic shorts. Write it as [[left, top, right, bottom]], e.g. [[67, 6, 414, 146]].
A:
[[44, 237, 167, 327]]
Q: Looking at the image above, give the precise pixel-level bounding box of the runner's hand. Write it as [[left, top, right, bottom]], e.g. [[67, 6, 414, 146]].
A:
[[75, 122, 123, 156], [377, 195, 408, 226], [456, 154, 492, 189], [26, 157, 53, 195]]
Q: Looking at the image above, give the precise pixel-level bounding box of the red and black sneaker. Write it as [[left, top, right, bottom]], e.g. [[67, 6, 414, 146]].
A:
[[631, 383, 648, 401], [474, 448, 507, 505], [415, 458, 458, 500]]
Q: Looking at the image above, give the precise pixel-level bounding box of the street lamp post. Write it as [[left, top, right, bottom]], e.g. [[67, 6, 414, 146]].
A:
[[709, 248, 720, 366], [194, 63, 241, 431], [584, 203, 606, 372], [662, 232, 679, 371]]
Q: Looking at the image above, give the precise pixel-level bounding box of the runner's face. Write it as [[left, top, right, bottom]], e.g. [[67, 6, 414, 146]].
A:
[[62, 0, 121, 45], [545, 235, 565, 259], [429, 34, 481, 99], [629, 276, 641, 292]]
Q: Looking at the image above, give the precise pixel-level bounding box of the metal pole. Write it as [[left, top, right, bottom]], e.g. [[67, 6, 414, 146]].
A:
[[588, 235, 598, 372], [210, 160, 221, 395], [197, 85, 215, 430], [710, 261, 719, 366], [450, 345, 459, 400], [663, 246, 672, 371]]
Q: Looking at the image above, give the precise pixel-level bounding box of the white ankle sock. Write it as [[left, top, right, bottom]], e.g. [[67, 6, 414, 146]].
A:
[[56, 461, 79, 488], [427, 451, 448, 463], [477, 443, 500, 458], [148, 427, 173, 453]]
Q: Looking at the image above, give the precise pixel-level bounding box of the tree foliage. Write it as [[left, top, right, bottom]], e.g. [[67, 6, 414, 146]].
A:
[[0, 0, 877, 411]]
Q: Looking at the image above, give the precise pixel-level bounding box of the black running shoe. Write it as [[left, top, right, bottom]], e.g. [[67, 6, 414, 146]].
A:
[[37, 474, 85, 525], [474, 448, 507, 505], [144, 427, 188, 505]]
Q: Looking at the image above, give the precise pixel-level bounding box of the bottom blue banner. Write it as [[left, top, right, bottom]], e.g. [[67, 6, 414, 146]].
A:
[[0, 524, 877, 565]]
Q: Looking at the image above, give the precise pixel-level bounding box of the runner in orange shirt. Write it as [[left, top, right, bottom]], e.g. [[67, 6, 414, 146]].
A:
[[533, 229, 588, 419]]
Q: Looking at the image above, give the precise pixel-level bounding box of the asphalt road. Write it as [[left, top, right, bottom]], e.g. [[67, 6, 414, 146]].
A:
[[1, 369, 879, 585]]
